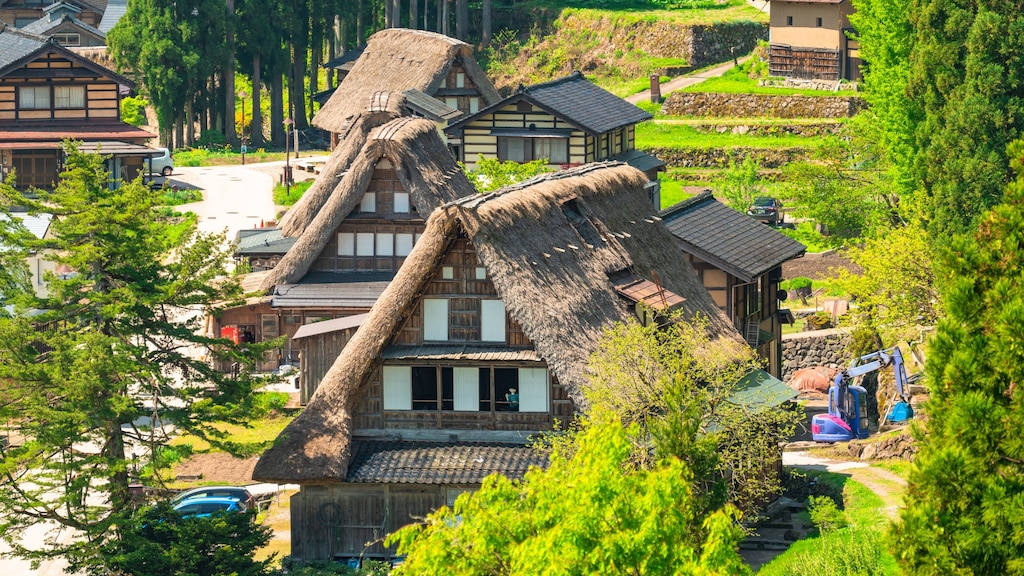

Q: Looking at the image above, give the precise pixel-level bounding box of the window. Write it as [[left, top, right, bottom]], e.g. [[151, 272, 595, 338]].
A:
[[475, 267, 486, 280], [359, 192, 376, 212], [442, 266, 454, 280], [456, 72, 465, 88], [376, 233, 394, 256], [469, 97, 479, 113], [54, 86, 85, 109], [423, 299, 449, 341], [396, 233, 414, 256], [393, 192, 410, 213], [53, 33, 81, 46], [19, 86, 50, 110], [356, 233, 374, 256], [481, 300, 505, 342], [385, 365, 548, 413], [338, 232, 355, 255], [445, 97, 458, 110], [816, 17, 823, 27], [497, 137, 568, 164]]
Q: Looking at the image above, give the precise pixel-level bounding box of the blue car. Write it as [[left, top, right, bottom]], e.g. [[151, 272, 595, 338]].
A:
[[172, 496, 247, 519]]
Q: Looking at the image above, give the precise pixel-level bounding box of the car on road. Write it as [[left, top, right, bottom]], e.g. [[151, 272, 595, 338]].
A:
[[148, 148, 174, 177], [747, 196, 784, 226], [173, 496, 247, 519], [170, 486, 253, 508]]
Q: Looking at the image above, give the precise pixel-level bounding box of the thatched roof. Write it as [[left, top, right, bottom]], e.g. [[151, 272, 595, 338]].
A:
[[252, 162, 744, 484], [312, 28, 500, 133], [278, 91, 407, 237], [259, 116, 477, 291]]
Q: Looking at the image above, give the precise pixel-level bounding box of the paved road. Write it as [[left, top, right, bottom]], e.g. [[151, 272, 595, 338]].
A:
[[172, 163, 280, 239], [626, 56, 752, 106]]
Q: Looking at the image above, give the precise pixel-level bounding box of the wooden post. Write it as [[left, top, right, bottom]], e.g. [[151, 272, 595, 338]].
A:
[[649, 74, 661, 103]]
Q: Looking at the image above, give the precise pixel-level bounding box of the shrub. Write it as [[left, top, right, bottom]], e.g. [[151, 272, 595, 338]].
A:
[[195, 130, 229, 150], [808, 495, 848, 535], [273, 179, 312, 205], [782, 276, 812, 291], [120, 96, 149, 127], [805, 311, 834, 330]]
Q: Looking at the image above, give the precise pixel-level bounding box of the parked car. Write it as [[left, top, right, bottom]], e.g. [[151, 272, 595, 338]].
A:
[[747, 197, 784, 226], [170, 485, 253, 508], [148, 148, 174, 177], [172, 496, 247, 519]]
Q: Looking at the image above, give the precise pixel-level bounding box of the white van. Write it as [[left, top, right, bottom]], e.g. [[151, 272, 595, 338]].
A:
[[148, 148, 174, 176]]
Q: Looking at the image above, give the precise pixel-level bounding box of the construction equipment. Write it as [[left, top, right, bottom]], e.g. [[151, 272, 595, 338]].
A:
[[811, 347, 914, 443]]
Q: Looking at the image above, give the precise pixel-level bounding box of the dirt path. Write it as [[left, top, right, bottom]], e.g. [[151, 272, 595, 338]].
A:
[[783, 450, 907, 517]]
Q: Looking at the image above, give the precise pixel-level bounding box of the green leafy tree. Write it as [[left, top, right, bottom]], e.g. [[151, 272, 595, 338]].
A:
[[100, 502, 273, 576], [0, 146, 268, 571], [715, 155, 762, 212], [388, 411, 751, 576], [584, 314, 802, 519], [463, 156, 552, 193], [891, 140, 1024, 574], [831, 225, 939, 344]]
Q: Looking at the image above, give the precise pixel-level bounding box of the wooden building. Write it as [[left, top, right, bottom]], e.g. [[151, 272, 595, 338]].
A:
[[0, 24, 155, 190], [444, 71, 665, 207], [661, 191, 807, 377], [213, 115, 478, 373], [0, 0, 103, 29], [312, 28, 501, 149], [18, 1, 106, 46], [768, 0, 861, 81], [251, 163, 793, 563]]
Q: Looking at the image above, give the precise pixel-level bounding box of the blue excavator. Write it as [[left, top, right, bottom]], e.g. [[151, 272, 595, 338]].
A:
[[811, 347, 915, 443]]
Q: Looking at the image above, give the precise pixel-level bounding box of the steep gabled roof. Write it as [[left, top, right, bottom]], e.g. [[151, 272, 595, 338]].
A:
[[0, 23, 132, 86], [447, 71, 652, 137], [259, 116, 478, 291], [21, 12, 106, 41], [252, 162, 745, 483], [312, 28, 501, 133], [97, 0, 126, 33], [660, 191, 806, 282]]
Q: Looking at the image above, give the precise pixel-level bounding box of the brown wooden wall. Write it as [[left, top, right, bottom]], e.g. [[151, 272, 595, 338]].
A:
[[434, 63, 487, 116], [0, 53, 119, 122], [297, 326, 360, 404], [291, 483, 456, 562]]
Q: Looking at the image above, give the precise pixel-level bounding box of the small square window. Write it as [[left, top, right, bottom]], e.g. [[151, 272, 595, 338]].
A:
[[442, 266, 454, 280], [360, 192, 376, 213], [475, 267, 486, 280], [394, 192, 410, 213]]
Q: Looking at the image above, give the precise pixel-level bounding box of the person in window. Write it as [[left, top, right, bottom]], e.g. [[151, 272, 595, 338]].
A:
[[505, 388, 519, 411]]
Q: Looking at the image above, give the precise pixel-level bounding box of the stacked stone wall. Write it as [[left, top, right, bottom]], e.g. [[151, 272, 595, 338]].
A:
[[644, 146, 808, 169], [781, 329, 851, 382], [662, 92, 866, 118]]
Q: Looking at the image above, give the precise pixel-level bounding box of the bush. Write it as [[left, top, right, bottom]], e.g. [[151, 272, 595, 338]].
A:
[[805, 311, 834, 330], [784, 277, 813, 291], [120, 96, 149, 127], [195, 130, 229, 151], [808, 495, 848, 535], [273, 179, 312, 205]]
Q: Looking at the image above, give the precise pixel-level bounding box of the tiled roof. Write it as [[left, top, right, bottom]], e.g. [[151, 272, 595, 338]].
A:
[[270, 273, 395, 308], [21, 13, 105, 40], [0, 24, 47, 70], [97, 0, 126, 33], [609, 149, 666, 173], [0, 124, 155, 144], [381, 345, 542, 362], [234, 228, 296, 255], [346, 441, 548, 484], [402, 88, 462, 122], [520, 71, 652, 135], [660, 191, 806, 282]]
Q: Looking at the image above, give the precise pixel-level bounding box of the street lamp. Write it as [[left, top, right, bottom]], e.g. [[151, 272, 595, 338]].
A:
[[238, 90, 248, 165], [283, 117, 293, 199]]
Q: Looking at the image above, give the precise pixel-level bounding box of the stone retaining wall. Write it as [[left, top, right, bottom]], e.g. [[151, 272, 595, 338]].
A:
[[781, 329, 851, 382], [691, 122, 847, 137], [643, 146, 808, 169], [661, 92, 867, 118]]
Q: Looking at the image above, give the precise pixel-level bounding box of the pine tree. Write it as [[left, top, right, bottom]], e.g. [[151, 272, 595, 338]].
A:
[[0, 146, 268, 570], [892, 140, 1024, 574]]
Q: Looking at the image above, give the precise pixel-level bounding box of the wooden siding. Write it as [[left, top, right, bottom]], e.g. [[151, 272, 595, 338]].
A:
[[311, 161, 426, 274], [298, 325, 360, 404], [0, 54, 120, 122], [291, 483, 453, 561], [457, 102, 588, 170], [434, 63, 486, 116]]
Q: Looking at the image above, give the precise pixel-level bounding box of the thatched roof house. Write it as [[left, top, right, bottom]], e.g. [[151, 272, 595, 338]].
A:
[[312, 28, 501, 135], [253, 162, 743, 485], [260, 115, 477, 291]]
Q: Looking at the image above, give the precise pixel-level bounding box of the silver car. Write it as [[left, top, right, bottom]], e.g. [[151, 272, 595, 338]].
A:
[[148, 148, 174, 177]]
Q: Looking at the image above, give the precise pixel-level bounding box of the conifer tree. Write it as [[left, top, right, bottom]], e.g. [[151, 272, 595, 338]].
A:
[[892, 140, 1024, 573]]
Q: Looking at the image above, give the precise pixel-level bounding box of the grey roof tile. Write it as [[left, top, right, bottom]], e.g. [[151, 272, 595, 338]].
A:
[[0, 24, 47, 70], [519, 71, 651, 135], [346, 441, 548, 484], [660, 191, 806, 282]]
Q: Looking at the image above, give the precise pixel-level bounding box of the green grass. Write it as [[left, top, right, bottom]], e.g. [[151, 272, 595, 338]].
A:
[[169, 415, 294, 453], [174, 148, 329, 167], [599, 74, 672, 98], [636, 120, 817, 149], [780, 221, 844, 253], [758, 472, 900, 576], [681, 58, 859, 96], [274, 179, 313, 206], [554, 3, 768, 26], [872, 459, 913, 480]]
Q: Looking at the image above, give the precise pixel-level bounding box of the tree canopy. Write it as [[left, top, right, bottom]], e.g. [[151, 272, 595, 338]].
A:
[[892, 140, 1024, 574], [0, 146, 267, 571]]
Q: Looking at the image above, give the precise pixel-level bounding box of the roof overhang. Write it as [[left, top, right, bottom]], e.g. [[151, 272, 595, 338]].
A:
[[489, 127, 574, 139]]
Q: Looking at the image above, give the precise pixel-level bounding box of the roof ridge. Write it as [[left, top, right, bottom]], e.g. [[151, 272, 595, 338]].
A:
[[519, 70, 586, 94], [447, 160, 625, 210]]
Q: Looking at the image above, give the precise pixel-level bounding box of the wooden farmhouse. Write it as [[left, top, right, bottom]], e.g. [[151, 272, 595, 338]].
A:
[[251, 162, 793, 563], [18, 1, 106, 46], [213, 114, 477, 373], [661, 191, 806, 378], [312, 28, 501, 149], [444, 71, 665, 207], [768, 0, 861, 81], [0, 24, 155, 190], [0, 0, 103, 30]]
